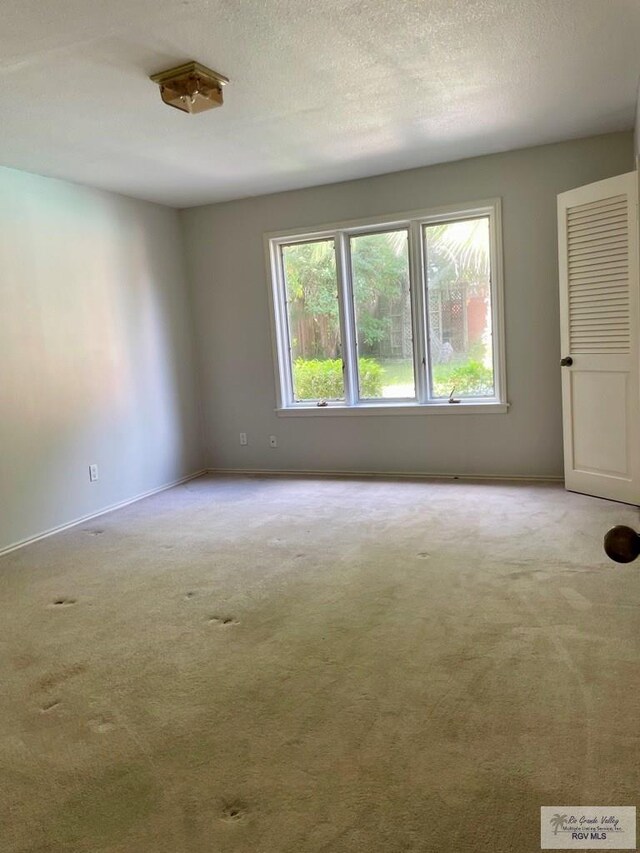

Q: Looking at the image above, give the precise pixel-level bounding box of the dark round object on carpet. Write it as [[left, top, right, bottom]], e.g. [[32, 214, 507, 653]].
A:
[[604, 525, 640, 564]]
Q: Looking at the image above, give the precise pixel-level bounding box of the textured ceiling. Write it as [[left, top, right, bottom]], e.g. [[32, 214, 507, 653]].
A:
[[1, 0, 639, 207]]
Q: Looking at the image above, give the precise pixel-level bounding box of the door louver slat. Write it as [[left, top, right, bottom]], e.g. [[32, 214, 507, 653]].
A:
[[569, 309, 627, 317], [569, 283, 626, 294], [567, 213, 627, 232], [568, 269, 627, 282], [568, 247, 628, 261], [569, 280, 627, 291], [566, 195, 626, 216], [567, 233, 627, 249], [569, 290, 627, 300], [569, 294, 627, 304], [569, 254, 627, 267]]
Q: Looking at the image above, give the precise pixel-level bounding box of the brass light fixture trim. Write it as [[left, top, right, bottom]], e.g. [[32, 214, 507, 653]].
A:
[[150, 61, 229, 114]]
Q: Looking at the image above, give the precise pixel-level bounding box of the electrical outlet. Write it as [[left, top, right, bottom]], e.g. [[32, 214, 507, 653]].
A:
[[89, 464, 99, 482], [239, 432, 248, 446], [269, 435, 277, 448]]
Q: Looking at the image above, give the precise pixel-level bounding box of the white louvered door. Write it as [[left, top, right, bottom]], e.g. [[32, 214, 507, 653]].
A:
[[558, 171, 640, 504]]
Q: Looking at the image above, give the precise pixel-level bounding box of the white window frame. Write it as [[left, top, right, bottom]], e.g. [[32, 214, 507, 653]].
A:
[[265, 199, 508, 416]]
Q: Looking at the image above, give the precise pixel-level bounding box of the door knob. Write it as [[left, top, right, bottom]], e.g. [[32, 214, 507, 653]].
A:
[[604, 525, 640, 563], [560, 356, 573, 367]]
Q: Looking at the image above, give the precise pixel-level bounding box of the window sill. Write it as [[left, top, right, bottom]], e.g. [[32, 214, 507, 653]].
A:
[[276, 401, 509, 417]]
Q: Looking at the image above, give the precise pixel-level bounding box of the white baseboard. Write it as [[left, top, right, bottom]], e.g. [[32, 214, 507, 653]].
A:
[[0, 470, 208, 558], [206, 467, 564, 483]]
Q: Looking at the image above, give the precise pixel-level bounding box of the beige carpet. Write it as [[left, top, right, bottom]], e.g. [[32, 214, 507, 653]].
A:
[[1, 474, 639, 853]]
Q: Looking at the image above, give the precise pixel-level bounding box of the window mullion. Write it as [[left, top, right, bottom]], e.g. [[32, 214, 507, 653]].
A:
[[408, 220, 429, 403], [335, 232, 358, 405]]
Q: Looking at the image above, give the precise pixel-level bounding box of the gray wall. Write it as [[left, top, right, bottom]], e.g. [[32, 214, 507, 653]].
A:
[[182, 132, 633, 479], [0, 167, 203, 552], [636, 84, 640, 165]]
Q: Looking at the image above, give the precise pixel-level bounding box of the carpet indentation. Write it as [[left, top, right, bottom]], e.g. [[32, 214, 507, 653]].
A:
[[88, 717, 116, 734], [221, 802, 247, 823], [208, 616, 239, 626], [37, 663, 86, 691]]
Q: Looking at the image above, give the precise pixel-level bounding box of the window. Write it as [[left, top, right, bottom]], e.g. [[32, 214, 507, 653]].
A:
[[281, 239, 344, 402], [350, 228, 415, 400], [424, 216, 495, 399], [267, 200, 506, 415]]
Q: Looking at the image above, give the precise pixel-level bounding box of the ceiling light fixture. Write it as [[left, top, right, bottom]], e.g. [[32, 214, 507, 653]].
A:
[[150, 61, 229, 114]]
